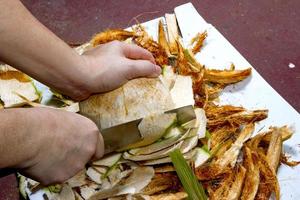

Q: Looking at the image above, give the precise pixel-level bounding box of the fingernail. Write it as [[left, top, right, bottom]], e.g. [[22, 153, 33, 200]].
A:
[[150, 58, 156, 64], [154, 65, 162, 75]]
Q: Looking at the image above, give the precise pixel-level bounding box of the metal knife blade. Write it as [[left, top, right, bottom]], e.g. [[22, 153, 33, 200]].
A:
[[101, 118, 142, 154], [165, 105, 196, 124], [100, 105, 196, 154]]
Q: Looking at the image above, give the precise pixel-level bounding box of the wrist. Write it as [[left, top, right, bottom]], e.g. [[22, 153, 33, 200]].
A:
[[14, 108, 46, 169], [70, 53, 101, 100], [0, 108, 45, 169], [69, 53, 93, 100], [53, 50, 92, 101], [15, 108, 62, 169]]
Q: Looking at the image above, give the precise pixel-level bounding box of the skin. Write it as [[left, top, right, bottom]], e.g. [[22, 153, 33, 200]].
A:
[[0, 0, 161, 185]]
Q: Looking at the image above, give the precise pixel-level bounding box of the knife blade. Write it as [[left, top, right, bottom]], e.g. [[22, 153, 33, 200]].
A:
[[101, 118, 143, 154], [100, 105, 196, 154], [165, 105, 196, 124]]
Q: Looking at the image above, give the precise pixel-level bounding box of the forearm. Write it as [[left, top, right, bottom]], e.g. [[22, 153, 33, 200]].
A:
[[0, 108, 42, 168], [0, 0, 88, 99]]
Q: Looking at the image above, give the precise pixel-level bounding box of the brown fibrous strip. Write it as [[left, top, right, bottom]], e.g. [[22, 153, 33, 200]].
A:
[[255, 150, 280, 200], [207, 110, 268, 131], [91, 29, 135, 46], [240, 146, 260, 200], [142, 172, 181, 195], [266, 130, 282, 172], [204, 68, 252, 84], [280, 153, 300, 167], [191, 31, 208, 54], [158, 20, 171, 56]]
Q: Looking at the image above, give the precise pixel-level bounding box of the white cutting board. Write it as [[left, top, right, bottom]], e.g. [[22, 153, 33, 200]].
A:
[[30, 2, 300, 200], [175, 3, 300, 200]]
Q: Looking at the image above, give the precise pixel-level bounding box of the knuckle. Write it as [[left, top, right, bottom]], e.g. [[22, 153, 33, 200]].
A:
[[40, 179, 51, 186], [87, 127, 99, 140], [85, 145, 96, 156], [74, 162, 85, 172], [81, 118, 99, 135], [53, 174, 66, 184], [110, 40, 121, 46]]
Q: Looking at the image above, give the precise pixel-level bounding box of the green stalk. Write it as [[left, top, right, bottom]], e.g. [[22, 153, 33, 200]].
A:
[[170, 149, 207, 200]]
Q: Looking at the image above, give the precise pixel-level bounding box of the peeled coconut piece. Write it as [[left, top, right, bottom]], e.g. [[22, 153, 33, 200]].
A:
[[123, 113, 177, 149], [80, 186, 97, 200], [142, 144, 208, 167], [80, 78, 175, 130], [0, 68, 39, 108], [124, 128, 198, 161], [56, 184, 75, 200], [163, 126, 183, 139], [93, 153, 122, 167], [88, 167, 154, 200], [44, 184, 75, 200], [142, 156, 173, 165], [18, 175, 27, 199], [101, 178, 113, 190], [93, 166, 108, 174], [109, 169, 133, 187], [87, 167, 102, 184], [170, 75, 194, 108], [128, 128, 190, 156], [135, 135, 197, 163], [142, 147, 198, 165], [74, 190, 84, 200], [182, 108, 207, 138], [179, 135, 199, 154], [107, 168, 121, 186], [26, 178, 40, 193], [192, 148, 210, 167], [129, 135, 181, 155], [123, 141, 183, 161], [108, 194, 151, 200], [67, 170, 87, 188], [159, 65, 177, 90]]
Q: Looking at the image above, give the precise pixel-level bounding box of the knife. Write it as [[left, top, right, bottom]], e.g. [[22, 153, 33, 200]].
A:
[[101, 105, 196, 154]]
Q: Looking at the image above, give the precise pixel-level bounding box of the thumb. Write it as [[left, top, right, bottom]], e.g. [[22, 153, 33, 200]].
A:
[[125, 59, 161, 80], [92, 133, 105, 160]]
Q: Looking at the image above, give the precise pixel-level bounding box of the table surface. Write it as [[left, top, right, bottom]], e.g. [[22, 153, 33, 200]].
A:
[[1, 0, 299, 199]]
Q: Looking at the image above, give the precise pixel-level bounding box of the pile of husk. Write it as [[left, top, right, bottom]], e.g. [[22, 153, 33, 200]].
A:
[[1, 14, 297, 200]]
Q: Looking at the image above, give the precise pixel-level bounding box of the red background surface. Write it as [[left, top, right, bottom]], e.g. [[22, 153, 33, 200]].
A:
[[1, 0, 299, 199]]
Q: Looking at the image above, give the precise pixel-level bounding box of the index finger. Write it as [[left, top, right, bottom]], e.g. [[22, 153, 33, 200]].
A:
[[120, 42, 155, 64], [92, 132, 105, 160]]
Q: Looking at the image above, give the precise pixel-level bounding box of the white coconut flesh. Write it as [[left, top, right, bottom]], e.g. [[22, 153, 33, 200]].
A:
[[141, 146, 201, 166], [0, 69, 39, 108], [128, 128, 189, 155], [193, 148, 211, 168], [163, 126, 183, 139], [92, 153, 122, 167], [181, 108, 207, 138], [88, 167, 154, 200], [123, 113, 177, 149], [86, 167, 102, 184], [79, 78, 175, 130], [67, 170, 87, 188], [170, 75, 195, 109], [123, 141, 184, 161]]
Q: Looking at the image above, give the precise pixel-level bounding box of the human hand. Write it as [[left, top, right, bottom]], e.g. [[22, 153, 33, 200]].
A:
[[18, 108, 104, 185], [73, 41, 161, 100]]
